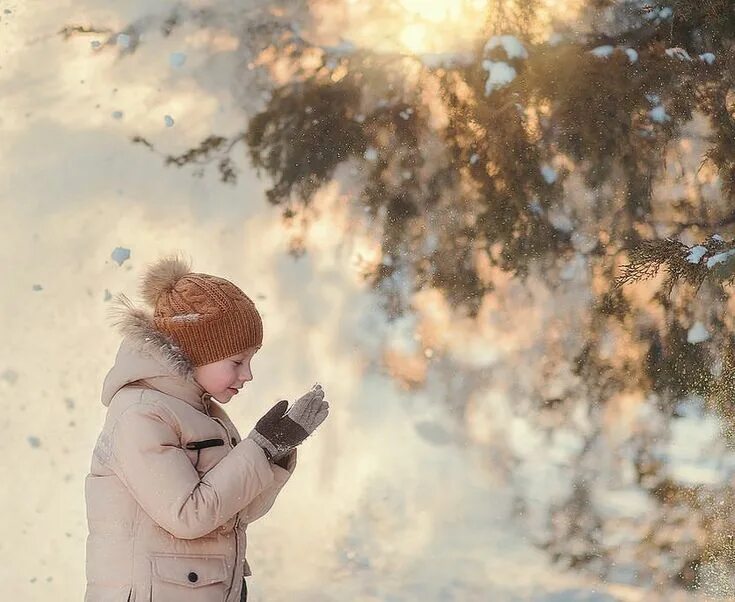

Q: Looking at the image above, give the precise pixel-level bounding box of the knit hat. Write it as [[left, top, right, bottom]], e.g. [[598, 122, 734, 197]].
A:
[[137, 254, 263, 367]]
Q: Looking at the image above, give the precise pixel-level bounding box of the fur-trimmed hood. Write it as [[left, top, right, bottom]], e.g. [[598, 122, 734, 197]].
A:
[[101, 293, 206, 408]]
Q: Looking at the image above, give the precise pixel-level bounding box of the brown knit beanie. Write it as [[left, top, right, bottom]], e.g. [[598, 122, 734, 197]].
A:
[[139, 254, 263, 367]]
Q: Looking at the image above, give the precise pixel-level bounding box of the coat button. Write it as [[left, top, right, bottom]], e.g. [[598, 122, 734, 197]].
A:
[[188, 571, 198, 583], [231, 437, 237, 446]]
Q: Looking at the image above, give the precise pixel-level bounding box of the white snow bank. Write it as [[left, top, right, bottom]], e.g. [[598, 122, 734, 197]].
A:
[[686, 245, 707, 264], [707, 248, 735, 269], [364, 147, 378, 161], [482, 60, 517, 95], [667, 413, 727, 486], [484, 35, 528, 59], [649, 105, 670, 123], [590, 45, 614, 58], [646, 6, 674, 21], [687, 322, 710, 344], [665, 47, 692, 61], [540, 165, 557, 184]]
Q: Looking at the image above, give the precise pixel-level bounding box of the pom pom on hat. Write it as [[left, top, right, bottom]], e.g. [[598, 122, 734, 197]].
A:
[[139, 253, 192, 308]]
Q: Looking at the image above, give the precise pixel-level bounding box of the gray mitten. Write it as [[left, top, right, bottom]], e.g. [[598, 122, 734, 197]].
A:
[[247, 384, 329, 461]]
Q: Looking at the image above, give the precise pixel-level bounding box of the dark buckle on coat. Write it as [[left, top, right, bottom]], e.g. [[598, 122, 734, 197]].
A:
[[185, 438, 225, 450]]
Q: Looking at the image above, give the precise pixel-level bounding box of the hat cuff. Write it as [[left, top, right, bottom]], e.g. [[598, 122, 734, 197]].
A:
[[158, 310, 263, 367]]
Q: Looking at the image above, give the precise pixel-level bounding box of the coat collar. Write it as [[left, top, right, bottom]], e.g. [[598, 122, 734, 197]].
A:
[[101, 292, 215, 414], [140, 374, 214, 414]]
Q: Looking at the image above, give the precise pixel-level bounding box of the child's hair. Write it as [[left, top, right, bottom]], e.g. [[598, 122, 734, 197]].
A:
[[109, 253, 263, 367]]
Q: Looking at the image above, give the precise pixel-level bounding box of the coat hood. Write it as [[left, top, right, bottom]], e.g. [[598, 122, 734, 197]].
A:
[[101, 293, 208, 411]]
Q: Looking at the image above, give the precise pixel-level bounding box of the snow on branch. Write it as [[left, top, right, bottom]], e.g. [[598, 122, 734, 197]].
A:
[[615, 236, 735, 292]]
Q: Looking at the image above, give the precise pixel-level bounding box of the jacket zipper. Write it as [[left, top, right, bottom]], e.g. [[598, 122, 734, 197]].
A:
[[201, 392, 241, 600]]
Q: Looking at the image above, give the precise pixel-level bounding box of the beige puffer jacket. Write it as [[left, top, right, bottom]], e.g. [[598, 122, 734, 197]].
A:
[[85, 320, 295, 602]]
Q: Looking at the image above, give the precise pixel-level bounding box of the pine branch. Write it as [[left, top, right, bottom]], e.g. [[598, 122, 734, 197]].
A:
[[615, 236, 735, 291]]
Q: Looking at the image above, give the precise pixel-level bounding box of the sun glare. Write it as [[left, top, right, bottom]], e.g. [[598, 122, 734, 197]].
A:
[[334, 0, 587, 56], [398, 0, 465, 22], [396, 0, 488, 54]]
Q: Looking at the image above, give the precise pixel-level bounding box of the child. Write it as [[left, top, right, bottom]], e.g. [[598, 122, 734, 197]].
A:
[[84, 255, 329, 602]]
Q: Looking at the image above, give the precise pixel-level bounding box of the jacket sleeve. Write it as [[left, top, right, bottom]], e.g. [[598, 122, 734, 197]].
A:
[[242, 448, 297, 524], [108, 401, 276, 540]]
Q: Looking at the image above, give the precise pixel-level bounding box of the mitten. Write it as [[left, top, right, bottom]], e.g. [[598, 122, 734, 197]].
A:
[[247, 384, 329, 460]]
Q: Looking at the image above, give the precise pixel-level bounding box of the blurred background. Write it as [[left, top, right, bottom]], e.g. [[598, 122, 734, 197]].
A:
[[2, 0, 735, 600]]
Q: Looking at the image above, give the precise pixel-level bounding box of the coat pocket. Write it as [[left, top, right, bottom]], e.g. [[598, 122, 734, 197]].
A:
[[150, 553, 228, 602]]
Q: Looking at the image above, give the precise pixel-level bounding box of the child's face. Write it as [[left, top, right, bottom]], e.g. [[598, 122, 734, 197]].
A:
[[193, 346, 260, 404]]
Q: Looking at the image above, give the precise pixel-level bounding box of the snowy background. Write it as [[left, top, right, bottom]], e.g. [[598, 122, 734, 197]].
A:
[[0, 1, 728, 600]]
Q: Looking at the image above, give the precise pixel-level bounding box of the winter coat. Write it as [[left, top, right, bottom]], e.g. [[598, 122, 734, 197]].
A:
[[84, 313, 296, 602]]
